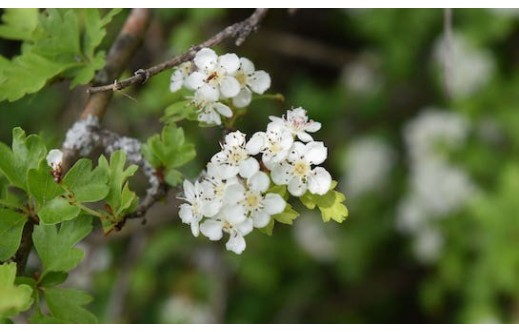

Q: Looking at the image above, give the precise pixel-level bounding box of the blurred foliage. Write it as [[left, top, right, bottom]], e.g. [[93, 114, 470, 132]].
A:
[[2, 8, 519, 323]]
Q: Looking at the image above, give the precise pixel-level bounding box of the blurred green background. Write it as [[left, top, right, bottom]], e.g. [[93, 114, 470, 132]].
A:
[[2, 8, 519, 323]]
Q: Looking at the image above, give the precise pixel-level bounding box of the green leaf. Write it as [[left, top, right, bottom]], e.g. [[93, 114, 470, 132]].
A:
[[0, 263, 33, 318], [39, 271, 69, 287], [0, 8, 39, 41], [0, 127, 46, 190], [299, 181, 349, 223], [43, 287, 97, 323], [98, 151, 138, 218], [27, 160, 64, 206], [272, 202, 299, 225], [37, 196, 80, 225], [62, 158, 109, 203], [0, 9, 120, 102], [162, 100, 197, 123], [33, 215, 93, 275], [142, 125, 196, 186], [0, 209, 28, 261]]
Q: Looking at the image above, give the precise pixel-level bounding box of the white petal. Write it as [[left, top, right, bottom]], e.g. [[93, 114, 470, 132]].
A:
[[179, 204, 196, 224], [246, 132, 266, 155], [213, 102, 233, 118], [226, 230, 246, 254], [182, 180, 196, 201], [236, 219, 254, 235], [219, 76, 240, 98], [251, 211, 270, 228], [202, 200, 221, 218], [263, 193, 286, 215], [222, 204, 247, 223], [248, 171, 270, 193], [194, 48, 217, 71], [216, 164, 238, 179], [198, 110, 221, 126], [248, 70, 271, 94], [190, 220, 200, 237], [218, 53, 240, 74], [185, 71, 205, 90], [297, 131, 314, 142], [200, 220, 223, 240], [46, 149, 63, 168], [305, 121, 321, 133], [223, 183, 245, 205], [288, 142, 306, 162], [224, 131, 246, 147], [239, 57, 255, 74], [232, 87, 252, 108], [288, 177, 307, 197], [239, 157, 259, 179], [169, 70, 184, 92], [308, 167, 332, 195], [305, 141, 327, 165], [271, 163, 292, 185], [196, 84, 219, 102]]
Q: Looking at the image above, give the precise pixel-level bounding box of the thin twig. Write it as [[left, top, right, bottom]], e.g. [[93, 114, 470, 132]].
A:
[[87, 8, 269, 94], [443, 8, 453, 100]]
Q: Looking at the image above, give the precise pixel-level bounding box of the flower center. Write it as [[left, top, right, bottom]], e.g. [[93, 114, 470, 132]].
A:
[[244, 192, 262, 210], [293, 161, 310, 177], [223, 221, 233, 233], [229, 148, 246, 165]]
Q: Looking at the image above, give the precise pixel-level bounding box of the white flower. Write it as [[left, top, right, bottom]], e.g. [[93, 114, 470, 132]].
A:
[[227, 172, 286, 228], [199, 206, 254, 255], [269, 107, 321, 142], [211, 131, 259, 179], [178, 180, 220, 237], [271, 141, 332, 196], [186, 48, 241, 99], [200, 162, 239, 211], [170, 62, 193, 92], [246, 122, 294, 169], [191, 85, 233, 125], [232, 57, 271, 108], [46, 149, 63, 169]]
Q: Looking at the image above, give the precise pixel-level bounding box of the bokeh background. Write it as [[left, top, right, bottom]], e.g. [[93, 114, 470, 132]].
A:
[[2, 8, 519, 323]]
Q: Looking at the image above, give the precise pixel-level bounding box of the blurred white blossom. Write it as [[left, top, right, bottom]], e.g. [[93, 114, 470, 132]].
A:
[[433, 32, 495, 99], [293, 212, 338, 262], [341, 137, 395, 198], [159, 295, 214, 324], [341, 53, 382, 96]]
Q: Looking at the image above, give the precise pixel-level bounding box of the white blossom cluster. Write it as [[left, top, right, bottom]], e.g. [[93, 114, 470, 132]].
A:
[[397, 108, 477, 263], [170, 48, 271, 126], [178, 108, 333, 254]]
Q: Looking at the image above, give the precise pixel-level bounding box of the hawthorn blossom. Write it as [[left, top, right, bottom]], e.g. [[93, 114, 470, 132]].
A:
[[200, 162, 239, 211], [178, 180, 220, 237], [211, 131, 259, 179], [271, 141, 332, 196], [170, 62, 194, 92], [199, 206, 254, 255], [228, 172, 286, 228], [186, 48, 241, 99], [191, 85, 233, 126], [232, 57, 271, 108], [246, 122, 294, 169], [269, 107, 321, 142]]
